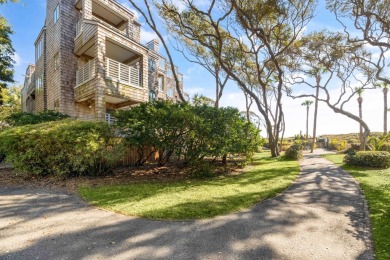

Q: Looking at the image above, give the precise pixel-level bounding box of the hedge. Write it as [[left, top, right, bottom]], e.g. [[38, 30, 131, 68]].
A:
[[115, 101, 262, 166], [284, 144, 303, 160], [0, 119, 124, 176], [344, 151, 390, 168]]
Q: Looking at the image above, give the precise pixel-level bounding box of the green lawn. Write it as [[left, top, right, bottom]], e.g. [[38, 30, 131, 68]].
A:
[[324, 154, 390, 260], [79, 153, 300, 220]]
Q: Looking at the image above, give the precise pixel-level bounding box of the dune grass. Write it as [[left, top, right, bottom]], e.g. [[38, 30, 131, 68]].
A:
[[324, 154, 390, 260], [79, 153, 300, 220]]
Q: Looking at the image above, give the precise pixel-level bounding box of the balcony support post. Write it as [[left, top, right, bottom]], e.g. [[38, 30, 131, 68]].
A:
[[82, 0, 93, 20], [95, 33, 106, 121]]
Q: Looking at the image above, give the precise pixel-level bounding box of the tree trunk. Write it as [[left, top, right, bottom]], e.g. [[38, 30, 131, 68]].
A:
[[222, 154, 227, 165], [358, 98, 363, 144], [384, 88, 388, 135], [215, 66, 219, 108], [311, 85, 320, 153], [268, 134, 280, 157], [328, 103, 370, 151], [305, 106, 309, 140]]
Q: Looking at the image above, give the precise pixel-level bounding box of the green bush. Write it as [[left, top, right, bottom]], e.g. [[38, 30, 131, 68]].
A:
[[344, 151, 390, 168], [189, 161, 215, 179], [284, 144, 303, 160], [4, 110, 69, 126], [115, 101, 262, 166], [328, 140, 348, 151], [0, 119, 124, 176]]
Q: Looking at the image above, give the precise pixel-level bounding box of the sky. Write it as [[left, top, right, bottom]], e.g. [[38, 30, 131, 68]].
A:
[[0, 0, 385, 137]]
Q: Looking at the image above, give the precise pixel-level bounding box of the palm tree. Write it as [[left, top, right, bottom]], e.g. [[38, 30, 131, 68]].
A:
[[375, 82, 389, 135], [311, 74, 321, 153], [356, 87, 364, 143], [302, 100, 313, 140]]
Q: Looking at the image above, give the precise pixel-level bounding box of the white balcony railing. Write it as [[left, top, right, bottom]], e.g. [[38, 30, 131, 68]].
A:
[[76, 58, 96, 87], [105, 57, 140, 88], [105, 113, 116, 125], [76, 19, 82, 37]]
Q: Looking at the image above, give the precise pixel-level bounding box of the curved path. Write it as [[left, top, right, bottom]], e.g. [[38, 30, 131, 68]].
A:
[[0, 151, 373, 259]]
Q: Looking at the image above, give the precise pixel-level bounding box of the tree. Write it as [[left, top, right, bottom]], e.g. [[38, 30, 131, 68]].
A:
[[127, 0, 186, 102], [355, 87, 364, 143], [375, 82, 389, 135], [0, 85, 21, 124], [171, 37, 229, 108], [327, 0, 390, 138], [0, 13, 16, 104], [288, 31, 374, 150], [158, 0, 315, 157], [192, 94, 215, 107], [301, 100, 313, 140]]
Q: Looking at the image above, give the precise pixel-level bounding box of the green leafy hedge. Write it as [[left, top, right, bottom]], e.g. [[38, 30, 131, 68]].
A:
[[344, 151, 390, 168], [115, 101, 262, 166], [0, 119, 124, 176], [284, 144, 303, 160], [4, 110, 69, 126]]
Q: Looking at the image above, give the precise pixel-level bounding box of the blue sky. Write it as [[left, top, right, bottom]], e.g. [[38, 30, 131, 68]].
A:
[[1, 0, 384, 137]]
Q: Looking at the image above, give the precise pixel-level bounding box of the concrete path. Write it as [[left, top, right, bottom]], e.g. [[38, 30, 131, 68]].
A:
[[0, 151, 373, 259]]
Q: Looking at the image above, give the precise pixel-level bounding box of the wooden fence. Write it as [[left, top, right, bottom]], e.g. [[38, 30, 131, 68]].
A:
[[115, 146, 159, 167]]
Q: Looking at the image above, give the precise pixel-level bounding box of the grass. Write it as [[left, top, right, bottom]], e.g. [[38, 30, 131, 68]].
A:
[[324, 154, 390, 260], [79, 153, 300, 220]]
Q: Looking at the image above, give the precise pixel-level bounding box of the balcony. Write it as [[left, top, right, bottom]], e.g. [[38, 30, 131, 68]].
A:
[[76, 58, 96, 87], [105, 113, 117, 125], [105, 57, 140, 88]]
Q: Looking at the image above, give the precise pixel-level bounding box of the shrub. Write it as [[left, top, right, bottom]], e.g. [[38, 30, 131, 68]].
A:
[[189, 161, 215, 179], [284, 144, 303, 160], [0, 119, 124, 176], [115, 101, 261, 166], [0, 153, 5, 163], [328, 140, 348, 151], [4, 110, 69, 126], [343, 143, 361, 154], [344, 151, 390, 168]]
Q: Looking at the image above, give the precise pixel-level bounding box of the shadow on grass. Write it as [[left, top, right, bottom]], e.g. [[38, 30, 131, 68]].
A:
[[79, 154, 300, 219], [0, 152, 375, 259]]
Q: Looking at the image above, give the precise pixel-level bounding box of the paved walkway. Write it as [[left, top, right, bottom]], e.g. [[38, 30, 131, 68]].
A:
[[0, 151, 373, 259]]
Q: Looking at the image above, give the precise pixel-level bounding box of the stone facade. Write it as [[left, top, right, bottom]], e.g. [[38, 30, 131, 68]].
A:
[[22, 0, 185, 122]]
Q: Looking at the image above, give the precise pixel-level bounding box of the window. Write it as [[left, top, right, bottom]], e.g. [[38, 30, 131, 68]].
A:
[[166, 68, 173, 78], [149, 90, 156, 102], [54, 5, 60, 24], [54, 52, 59, 70], [158, 57, 165, 70], [35, 39, 43, 62], [148, 59, 156, 72], [167, 89, 174, 98], [36, 74, 43, 95], [157, 75, 163, 91]]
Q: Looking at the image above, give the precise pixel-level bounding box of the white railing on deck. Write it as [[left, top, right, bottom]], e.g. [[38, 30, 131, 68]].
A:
[[76, 58, 96, 87], [105, 57, 140, 88], [105, 113, 116, 125], [76, 19, 82, 37]]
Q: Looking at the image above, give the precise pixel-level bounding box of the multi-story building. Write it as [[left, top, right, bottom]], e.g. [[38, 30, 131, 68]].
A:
[[22, 0, 186, 122]]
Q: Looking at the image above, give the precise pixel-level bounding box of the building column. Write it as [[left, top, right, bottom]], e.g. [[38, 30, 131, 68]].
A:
[[82, 0, 92, 20], [95, 31, 106, 121]]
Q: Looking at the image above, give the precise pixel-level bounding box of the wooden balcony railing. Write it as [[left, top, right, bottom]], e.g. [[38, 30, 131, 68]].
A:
[[105, 57, 141, 88], [76, 58, 96, 87]]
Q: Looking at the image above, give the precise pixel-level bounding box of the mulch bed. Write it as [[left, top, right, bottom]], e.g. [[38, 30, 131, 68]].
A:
[[0, 162, 242, 193]]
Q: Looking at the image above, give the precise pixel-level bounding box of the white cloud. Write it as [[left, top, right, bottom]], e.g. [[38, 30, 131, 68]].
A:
[[117, 0, 140, 19], [12, 53, 21, 66], [140, 29, 157, 44]]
